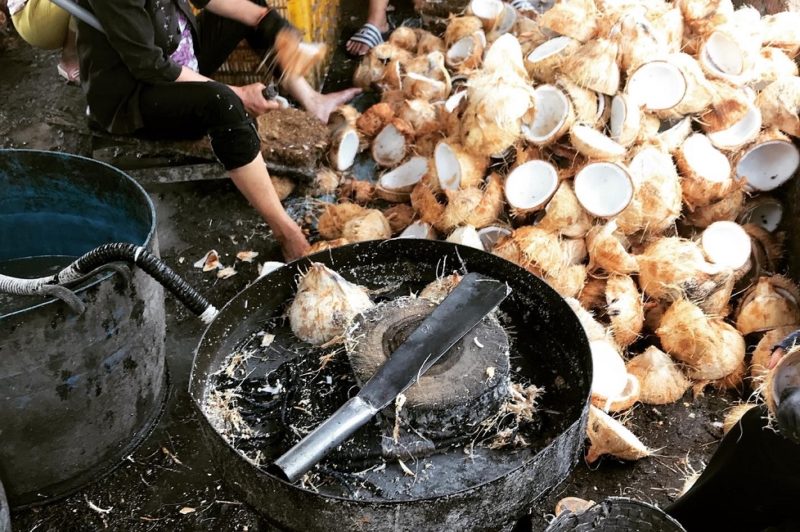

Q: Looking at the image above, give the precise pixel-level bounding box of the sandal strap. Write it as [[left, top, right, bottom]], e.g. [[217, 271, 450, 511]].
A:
[[348, 23, 385, 49], [510, 0, 535, 10]]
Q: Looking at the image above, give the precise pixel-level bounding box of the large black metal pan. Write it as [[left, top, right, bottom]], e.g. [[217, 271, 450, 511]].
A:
[[189, 239, 592, 531]]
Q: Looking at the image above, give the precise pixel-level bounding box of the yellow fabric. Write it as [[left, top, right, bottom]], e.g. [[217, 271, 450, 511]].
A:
[[11, 0, 71, 50]]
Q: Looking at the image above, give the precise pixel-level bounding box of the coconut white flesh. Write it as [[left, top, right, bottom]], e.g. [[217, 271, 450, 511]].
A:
[[334, 128, 359, 171], [445, 91, 468, 113], [570, 125, 626, 160], [626, 61, 687, 111], [707, 102, 761, 151], [740, 200, 783, 232], [398, 220, 436, 239], [737, 141, 800, 191], [435, 143, 464, 191], [703, 32, 744, 77], [596, 93, 608, 125], [372, 124, 407, 166], [483, 33, 526, 75], [609, 94, 640, 146], [446, 225, 485, 250], [682, 134, 731, 183], [478, 225, 512, 249], [447, 35, 479, 66], [527, 36, 573, 62], [470, 0, 504, 24], [609, 95, 627, 142], [701, 221, 751, 269], [574, 163, 633, 217], [504, 160, 559, 210], [522, 85, 570, 144], [379, 156, 428, 191], [590, 340, 628, 404]]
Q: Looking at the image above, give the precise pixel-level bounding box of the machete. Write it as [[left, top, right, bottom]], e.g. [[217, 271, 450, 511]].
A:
[[270, 272, 511, 483]]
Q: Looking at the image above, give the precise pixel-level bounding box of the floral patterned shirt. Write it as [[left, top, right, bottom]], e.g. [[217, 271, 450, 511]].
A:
[[169, 9, 199, 71]]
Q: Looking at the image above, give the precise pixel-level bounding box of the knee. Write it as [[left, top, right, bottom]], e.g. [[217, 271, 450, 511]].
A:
[[202, 82, 250, 128]]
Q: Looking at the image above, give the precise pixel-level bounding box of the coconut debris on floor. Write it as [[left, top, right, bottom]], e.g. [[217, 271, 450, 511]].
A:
[[274, 0, 800, 480]]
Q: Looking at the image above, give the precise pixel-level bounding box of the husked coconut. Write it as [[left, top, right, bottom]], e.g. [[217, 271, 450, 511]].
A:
[[444, 16, 484, 47], [372, 119, 414, 167], [688, 321, 745, 380], [376, 156, 428, 202], [419, 273, 463, 303], [434, 141, 488, 191], [753, 48, 798, 91], [329, 126, 360, 171], [526, 37, 580, 84], [760, 12, 800, 58], [565, 297, 609, 342], [579, 276, 607, 311], [341, 210, 392, 242], [383, 204, 416, 234], [706, 100, 761, 151], [539, 0, 597, 42], [536, 181, 592, 238], [627, 346, 691, 405], [504, 160, 560, 217], [586, 405, 652, 463], [563, 39, 621, 95], [675, 133, 733, 208], [757, 76, 800, 137], [545, 264, 588, 299], [522, 85, 574, 146], [574, 162, 634, 218], [468, 0, 504, 32], [685, 187, 745, 228], [736, 276, 800, 335], [737, 196, 784, 233], [698, 30, 754, 85], [616, 146, 682, 235], [586, 221, 638, 275], [699, 221, 751, 270], [356, 102, 395, 138], [592, 373, 641, 413], [637, 237, 725, 301], [570, 125, 626, 161], [389, 26, 418, 51], [318, 203, 368, 240], [589, 339, 629, 407], [417, 31, 446, 54], [734, 128, 800, 191], [289, 263, 374, 345], [513, 225, 564, 276], [750, 325, 799, 383], [398, 220, 437, 239], [608, 94, 641, 147], [626, 60, 687, 113], [445, 32, 485, 72], [606, 274, 644, 348]]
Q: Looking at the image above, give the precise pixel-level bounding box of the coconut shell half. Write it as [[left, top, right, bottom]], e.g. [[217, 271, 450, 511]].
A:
[[586, 405, 652, 464]]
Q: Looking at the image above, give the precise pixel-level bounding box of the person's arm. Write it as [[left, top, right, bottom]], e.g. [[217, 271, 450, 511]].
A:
[[203, 0, 269, 27], [86, 0, 181, 83]]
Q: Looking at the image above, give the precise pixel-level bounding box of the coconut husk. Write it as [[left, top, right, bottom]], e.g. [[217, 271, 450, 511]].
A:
[[536, 181, 592, 238], [338, 179, 375, 205], [417, 30, 446, 54], [398, 220, 438, 240], [657, 117, 693, 153], [329, 126, 360, 171], [526, 37, 581, 84], [579, 276, 607, 311], [522, 85, 575, 146], [353, 53, 388, 90], [563, 39, 621, 96], [743, 224, 783, 267], [592, 374, 641, 413], [486, 3, 518, 43], [608, 94, 641, 148], [570, 125, 626, 161], [606, 274, 644, 348], [446, 225, 485, 249], [687, 321, 745, 380], [556, 77, 599, 126], [306, 238, 350, 255], [722, 404, 758, 435], [764, 347, 800, 417], [328, 105, 360, 131], [566, 297, 610, 342], [539, 0, 597, 42], [561, 237, 588, 266], [617, 146, 682, 236], [389, 26, 418, 51], [468, 0, 504, 32], [492, 234, 525, 266], [513, 225, 565, 276], [700, 81, 751, 134], [586, 221, 638, 275], [753, 48, 798, 91], [627, 346, 691, 405], [666, 53, 714, 117], [737, 195, 784, 233], [675, 133, 734, 209], [555, 497, 597, 517], [310, 168, 339, 196], [750, 325, 799, 384], [624, 59, 686, 114], [341, 209, 392, 242], [445, 32, 486, 73], [637, 237, 726, 301], [757, 76, 800, 137], [504, 160, 560, 218], [375, 156, 428, 203], [371, 119, 414, 168], [318, 203, 368, 240], [546, 264, 588, 299], [586, 405, 652, 464], [398, 99, 442, 137], [684, 187, 745, 228], [444, 16, 484, 47], [433, 141, 488, 191], [735, 275, 800, 335], [383, 204, 416, 235], [357, 103, 395, 139], [761, 12, 800, 58]]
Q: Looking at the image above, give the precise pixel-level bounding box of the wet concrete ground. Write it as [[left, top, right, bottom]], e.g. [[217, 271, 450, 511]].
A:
[[0, 5, 766, 531]]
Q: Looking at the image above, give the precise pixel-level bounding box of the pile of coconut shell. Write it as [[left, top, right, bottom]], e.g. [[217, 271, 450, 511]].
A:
[[301, 0, 800, 464]]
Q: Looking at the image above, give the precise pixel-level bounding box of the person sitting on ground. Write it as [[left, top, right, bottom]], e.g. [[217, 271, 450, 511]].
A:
[[8, 0, 80, 83], [666, 329, 800, 531], [75, 0, 360, 261]]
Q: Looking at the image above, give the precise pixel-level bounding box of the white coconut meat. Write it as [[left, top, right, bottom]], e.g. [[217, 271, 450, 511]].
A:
[[626, 60, 687, 112], [522, 85, 573, 146], [487, 4, 518, 42], [397, 220, 437, 240], [371, 122, 409, 167], [699, 31, 750, 85], [329, 127, 359, 171], [378, 157, 428, 196], [707, 100, 761, 152], [446, 225, 485, 250], [609, 94, 641, 147], [586, 405, 652, 463], [289, 263, 374, 345], [444, 90, 468, 113], [590, 339, 629, 404], [525, 36, 578, 83], [570, 125, 626, 160], [446, 33, 484, 71], [736, 138, 800, 191], [676, 133, 732, 206], [504, 160, 559, 213], [700, 221, 751, 270], [574, 163, 634, 218], [469, 0, 504, 31], [434, 142, 486, 191], [478, 225, 512, 250]]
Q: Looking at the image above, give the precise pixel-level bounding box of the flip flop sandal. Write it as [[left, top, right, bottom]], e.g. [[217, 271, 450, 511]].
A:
[[346, 23, 391, 56], [509, 0, 537, 11]]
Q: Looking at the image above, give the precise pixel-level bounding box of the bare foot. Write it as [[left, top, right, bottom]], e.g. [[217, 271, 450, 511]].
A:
[[307, 87, 363, 123]]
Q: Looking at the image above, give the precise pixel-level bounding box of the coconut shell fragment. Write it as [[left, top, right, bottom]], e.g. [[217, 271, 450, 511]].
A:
[[586, 405, 652, 464]]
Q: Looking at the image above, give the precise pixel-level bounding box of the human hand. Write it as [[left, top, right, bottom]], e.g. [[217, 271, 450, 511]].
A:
[[777, 387, 800, 443], [231, 83, 280, 117], [769, 329, 800, 369], [272, 218, 310, 262]]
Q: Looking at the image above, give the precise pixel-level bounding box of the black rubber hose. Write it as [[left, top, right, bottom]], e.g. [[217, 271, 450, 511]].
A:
[[59, 243, 218, 322]]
